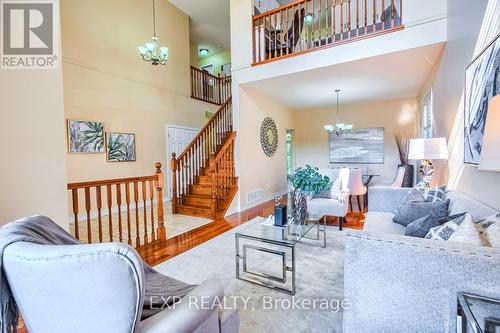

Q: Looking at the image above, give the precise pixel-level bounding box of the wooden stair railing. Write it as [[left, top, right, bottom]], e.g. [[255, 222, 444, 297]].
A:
[[67, 163, 166, 248], [171, 97, 236, 219], [190, 66, 232, 106], [252, 0, 403, 65]]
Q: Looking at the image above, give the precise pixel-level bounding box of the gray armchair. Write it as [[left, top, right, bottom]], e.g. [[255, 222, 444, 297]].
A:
[[3, 241, 239, 333]]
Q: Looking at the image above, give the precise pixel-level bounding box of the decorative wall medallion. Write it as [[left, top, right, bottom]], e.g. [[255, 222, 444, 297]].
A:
[[260, 117, 278, 157]]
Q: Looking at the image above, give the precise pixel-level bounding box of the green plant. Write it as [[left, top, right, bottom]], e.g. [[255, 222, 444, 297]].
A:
[[82, 122, 104, 151], [291, 165, 330, 194], [107, 135, 125, 161]]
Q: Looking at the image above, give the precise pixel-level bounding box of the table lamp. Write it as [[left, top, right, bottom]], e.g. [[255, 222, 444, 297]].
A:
[[479, 95, 500, 172], [408, 138, 449, 186]]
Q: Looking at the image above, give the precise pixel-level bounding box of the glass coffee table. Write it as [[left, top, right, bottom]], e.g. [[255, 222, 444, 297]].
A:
[[235, 217, 326, 295], [458, 292, 500, 333]]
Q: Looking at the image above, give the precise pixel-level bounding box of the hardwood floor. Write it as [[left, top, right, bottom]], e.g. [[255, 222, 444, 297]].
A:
[[137, 199, 365, 266], [17, 199, 364, 332]]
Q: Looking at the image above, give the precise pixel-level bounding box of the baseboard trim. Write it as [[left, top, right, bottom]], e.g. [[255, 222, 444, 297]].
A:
[[238, 189, 288, 213]]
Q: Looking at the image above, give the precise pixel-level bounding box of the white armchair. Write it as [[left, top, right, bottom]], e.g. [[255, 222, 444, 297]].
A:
[[307, 168, 350, 230], [3, 241, 239, 333]]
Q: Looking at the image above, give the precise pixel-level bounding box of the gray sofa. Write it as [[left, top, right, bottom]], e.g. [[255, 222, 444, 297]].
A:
[[343, 186, 500, 333]]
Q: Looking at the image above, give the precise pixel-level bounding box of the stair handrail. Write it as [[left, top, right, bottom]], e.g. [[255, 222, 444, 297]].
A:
[[171, 97, 233, 214]]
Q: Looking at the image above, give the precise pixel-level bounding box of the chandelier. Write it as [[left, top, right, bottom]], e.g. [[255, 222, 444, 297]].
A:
[[138, 0, 168, 66], [324, 89, 353, 136]]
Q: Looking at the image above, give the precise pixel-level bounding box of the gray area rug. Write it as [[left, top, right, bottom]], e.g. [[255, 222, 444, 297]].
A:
[[155, 217, 346, 333]]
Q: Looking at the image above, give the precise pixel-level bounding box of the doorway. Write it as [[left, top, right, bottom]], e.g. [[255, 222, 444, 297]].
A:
[[166, 125, 200, 200]]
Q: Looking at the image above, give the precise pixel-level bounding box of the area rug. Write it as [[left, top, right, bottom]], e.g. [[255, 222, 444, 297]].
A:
[[155, 217, 346, 333]]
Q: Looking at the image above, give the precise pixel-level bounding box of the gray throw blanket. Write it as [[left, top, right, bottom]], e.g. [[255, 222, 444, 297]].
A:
[[0, 215, 196, 333]]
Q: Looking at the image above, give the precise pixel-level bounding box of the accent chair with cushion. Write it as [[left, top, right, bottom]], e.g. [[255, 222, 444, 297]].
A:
[[307, 168, 350, 230], [3, 241, 239, 333]]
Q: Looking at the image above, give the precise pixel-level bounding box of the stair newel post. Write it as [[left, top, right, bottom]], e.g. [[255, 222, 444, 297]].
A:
[[171, 153, 178, 214], [210, 151, 217, 218], [155, 162, 167, 241]]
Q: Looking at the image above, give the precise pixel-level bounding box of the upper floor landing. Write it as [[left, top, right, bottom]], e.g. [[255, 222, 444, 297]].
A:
[[230, 0, 447, 85]]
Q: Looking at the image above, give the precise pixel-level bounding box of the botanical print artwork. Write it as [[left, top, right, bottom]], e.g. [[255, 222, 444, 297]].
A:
[[330, 127, 385, 164], [67, 120, 105, 153], [465, 34, 500, 165], [107, 132, 136, 162]]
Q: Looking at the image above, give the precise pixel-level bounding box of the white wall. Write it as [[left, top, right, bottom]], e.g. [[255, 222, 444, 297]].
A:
[[295, 98, 418, 185], [418, 0, 500, 209], [0, 0, 68, 227]]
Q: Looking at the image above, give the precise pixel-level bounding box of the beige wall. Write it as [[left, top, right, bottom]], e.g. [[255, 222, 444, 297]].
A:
[[295, 98, 418, 185], [199, 50, 232, 77], [61, 0, 218, 190], [0, 0, 68, 227], [190, 41, 199, 68], [418, 0, 500, 209], [238, 87, 295, 208]]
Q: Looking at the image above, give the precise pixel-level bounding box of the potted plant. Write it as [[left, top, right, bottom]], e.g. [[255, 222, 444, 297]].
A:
[[395, 134, 414, 187], [290, 165, 330, 224]]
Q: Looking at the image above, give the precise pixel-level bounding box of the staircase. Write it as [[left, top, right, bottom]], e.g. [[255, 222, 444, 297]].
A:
[[170, 97, 237, 220]]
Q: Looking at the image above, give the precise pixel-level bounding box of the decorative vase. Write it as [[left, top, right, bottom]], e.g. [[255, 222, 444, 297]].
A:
[[292, 189, 308, 225], [399, 164, 415, 188]]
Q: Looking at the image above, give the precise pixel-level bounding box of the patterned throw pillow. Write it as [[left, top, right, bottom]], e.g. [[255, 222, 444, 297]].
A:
[[393, 188, 424, 215], [448, 213, 483, 246], [313, 178, 342, 201], [393, 199, 449, 227], [414, 182, 446, 202], [425, 213, 468, 241], [405, 199, 450, 238]]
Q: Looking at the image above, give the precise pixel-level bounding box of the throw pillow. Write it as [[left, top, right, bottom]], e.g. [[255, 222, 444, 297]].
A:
[[393, 188, 424, 215], [448, 213, 483, 246], [405, 200, 450, 238], [393, 199, 449, 227], [313, 178, 342, 200], [414, 182, 446, 202], [425, 213, 469, 241]]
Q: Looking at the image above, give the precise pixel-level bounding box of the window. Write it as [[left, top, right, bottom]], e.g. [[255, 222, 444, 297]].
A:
[[421, 89, 433, 138]]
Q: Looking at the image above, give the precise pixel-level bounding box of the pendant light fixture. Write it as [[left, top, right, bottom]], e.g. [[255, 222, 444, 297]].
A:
[[138, 0, 168, 66], [324, 89, 353, 136]]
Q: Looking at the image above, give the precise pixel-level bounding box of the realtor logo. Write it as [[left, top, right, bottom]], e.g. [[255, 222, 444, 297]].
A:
[[1, 1, 59, 69]]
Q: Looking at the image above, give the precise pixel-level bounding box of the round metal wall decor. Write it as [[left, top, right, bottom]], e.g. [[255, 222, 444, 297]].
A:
[[260, 117, 278, 157]]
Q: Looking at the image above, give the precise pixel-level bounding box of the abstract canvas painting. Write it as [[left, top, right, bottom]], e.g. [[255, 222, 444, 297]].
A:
[[67, 119, 105, 153], [330, 127, 384, 164], [464, 34, 500, 165], [106, 132, 136, 162]]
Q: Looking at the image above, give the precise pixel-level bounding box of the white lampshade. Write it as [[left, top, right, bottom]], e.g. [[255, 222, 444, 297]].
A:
[[408, 138, 449, 160], [479, 95, 500, 172]]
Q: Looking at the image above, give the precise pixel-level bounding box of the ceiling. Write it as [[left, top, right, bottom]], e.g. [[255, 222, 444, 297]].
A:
[[242, 43, 445, 110], [168, 0, 230, 56]]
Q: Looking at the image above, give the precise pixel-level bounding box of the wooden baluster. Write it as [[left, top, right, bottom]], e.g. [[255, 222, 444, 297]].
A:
[[340, 0, 344, 37], [96, 185, 103, 243], [142, 181, 148, 244], [116, 184, 123, 242], [155, 163, 166, 241], [325, 0, 329, 45], [332, 0, 336, 42], [252, 19, 256, 64], [391, 0, 395, 27], [134, 181, 140, 247], [400, 0, 402, 26], [364, 0, 368, 33], [382, 0, 385, 27], [348, 0, 351, 37], [311, 0, 315, 49], [356, 0, 359, 32], [292, 5, 296, 53], [274, 12, 277, 59], [107, 184, 113, 241], [373, 0, 376, 26], [267, 14, 271, 60], [149, 179, 156, 241], [125, 182, 132, 246], [210, 152, 217, 217], [71, 189, 79, 240], [84, 187, 92, 243], [258, 18, 261, 63], [171, 153, 177, 213], [318, 0, 321, 45]]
